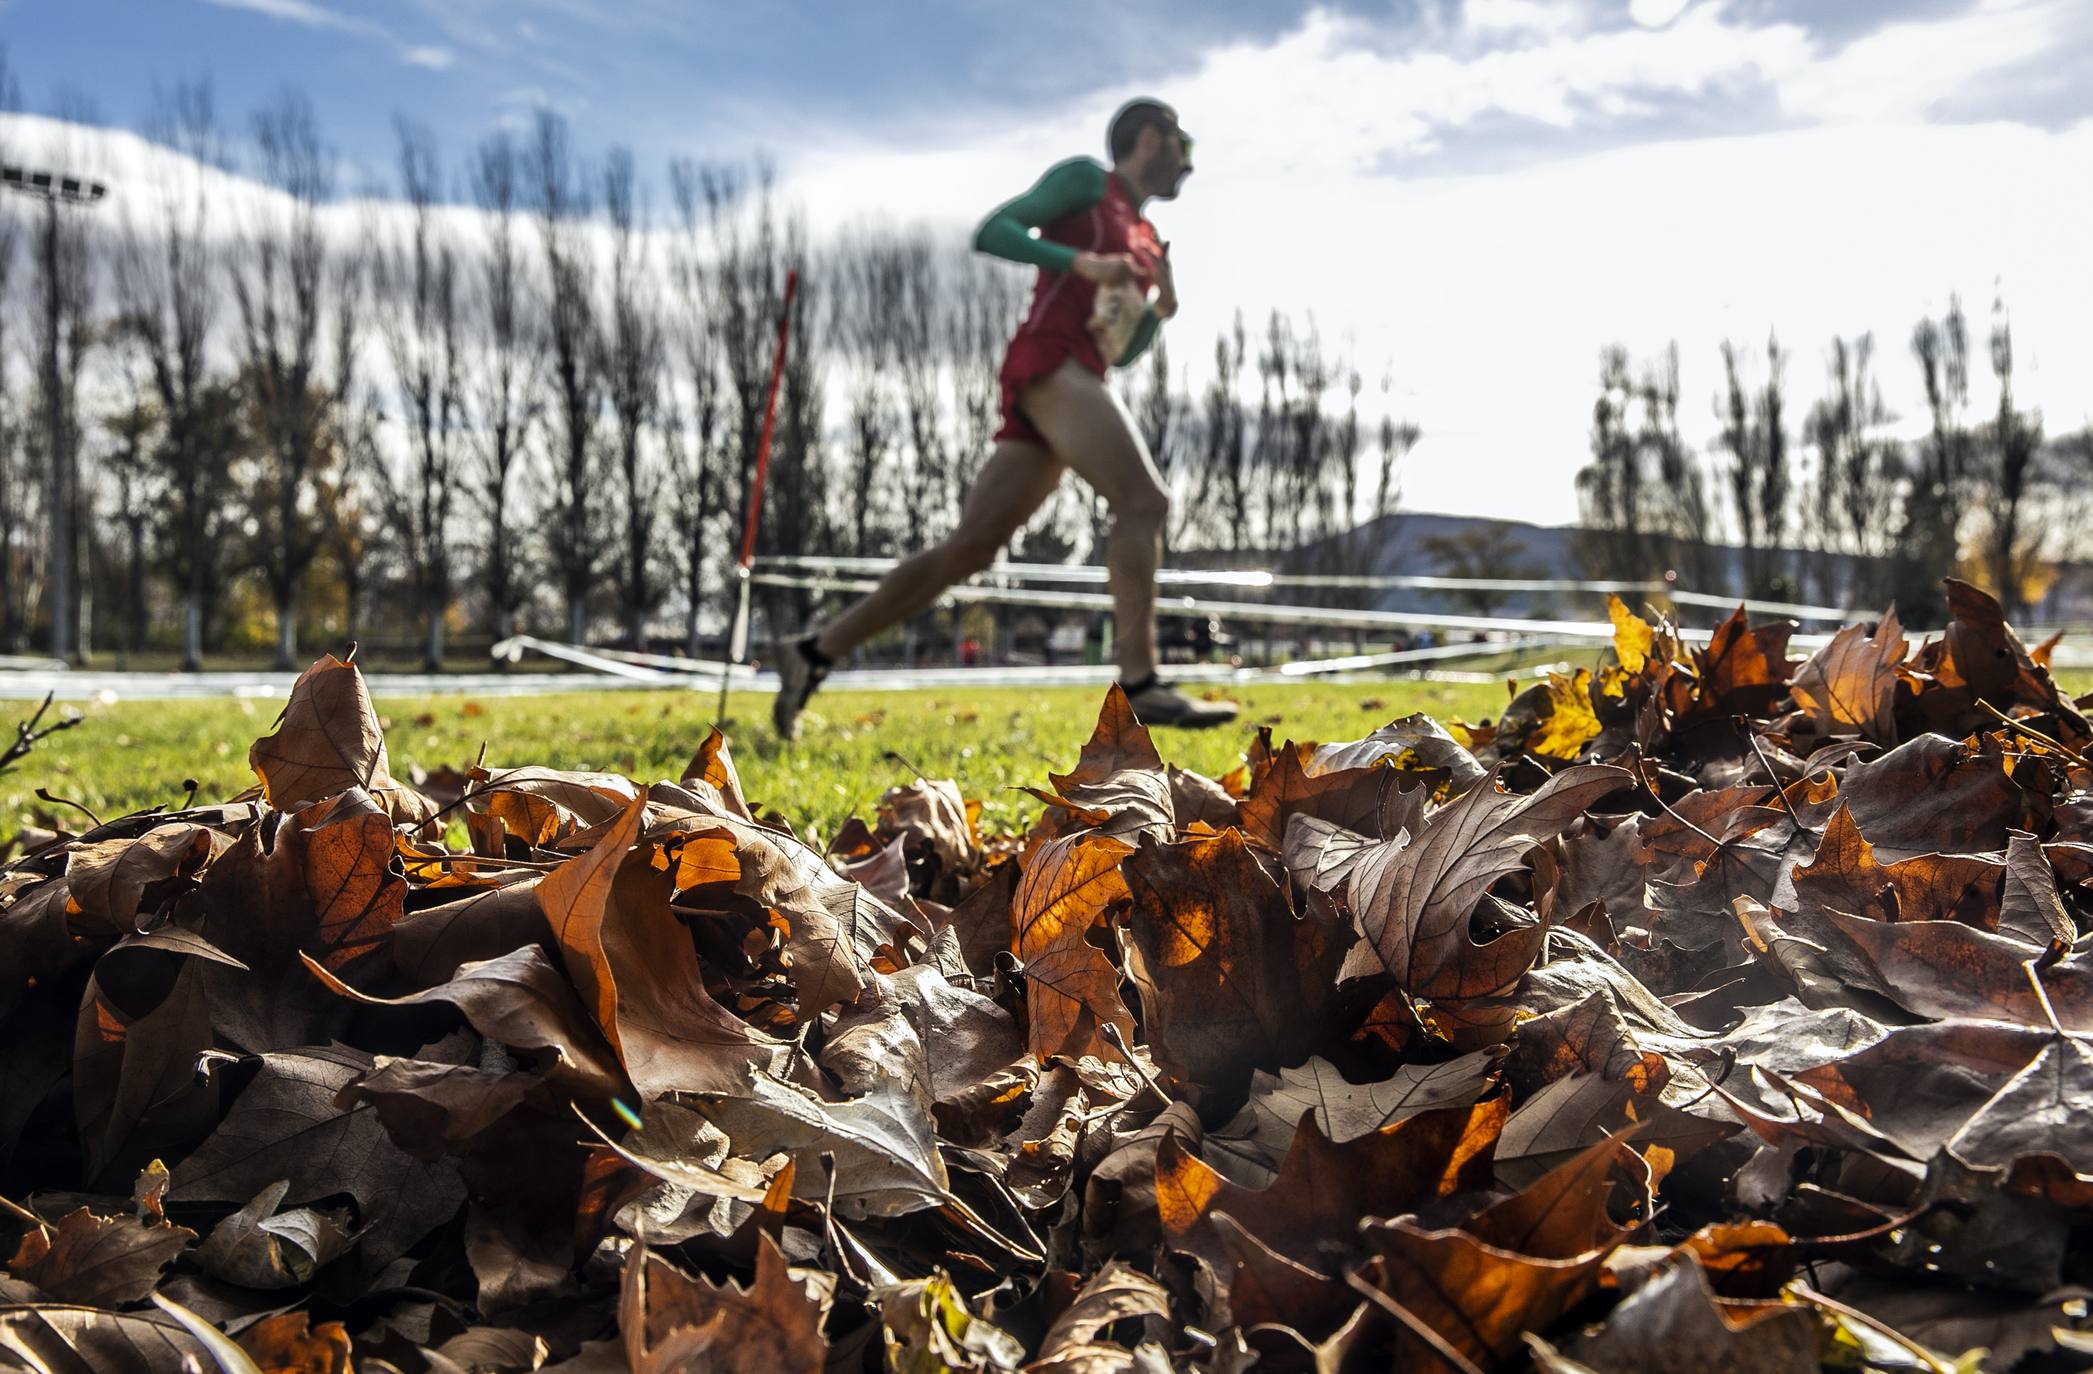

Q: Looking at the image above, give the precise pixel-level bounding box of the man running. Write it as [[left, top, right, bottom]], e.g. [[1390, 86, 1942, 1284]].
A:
[[773, 97, 1239, 739]]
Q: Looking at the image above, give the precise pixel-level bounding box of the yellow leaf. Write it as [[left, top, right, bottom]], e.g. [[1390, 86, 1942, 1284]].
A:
[[1608, 596, 1654, 675], [1530, 669, 1602, 761]]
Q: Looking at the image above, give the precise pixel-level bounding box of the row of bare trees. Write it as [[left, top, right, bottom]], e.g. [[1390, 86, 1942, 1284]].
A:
[[1576, 298, 2093, 623], [0, 65, 1407, 669]]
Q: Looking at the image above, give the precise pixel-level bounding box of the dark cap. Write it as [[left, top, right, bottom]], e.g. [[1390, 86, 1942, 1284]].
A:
[[1107, 97, 1185, 160]]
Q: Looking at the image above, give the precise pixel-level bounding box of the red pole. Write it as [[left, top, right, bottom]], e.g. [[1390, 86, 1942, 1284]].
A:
[[738, 268, 799, 571]]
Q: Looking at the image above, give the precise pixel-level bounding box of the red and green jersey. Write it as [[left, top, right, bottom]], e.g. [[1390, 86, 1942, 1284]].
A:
[[973, 156, 1163, 369]]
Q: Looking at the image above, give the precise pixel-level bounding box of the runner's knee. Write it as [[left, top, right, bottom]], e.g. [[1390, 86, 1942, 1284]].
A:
[[944, 531, 1005, 578], [1116, 482, 1170, 532]]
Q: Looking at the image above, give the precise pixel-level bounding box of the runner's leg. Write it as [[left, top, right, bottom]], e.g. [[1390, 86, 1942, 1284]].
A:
[[813, 439, 1065, 659], [1018, 360, 1167, 683]]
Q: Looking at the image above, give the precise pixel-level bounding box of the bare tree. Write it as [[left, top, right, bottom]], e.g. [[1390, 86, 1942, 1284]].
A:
[[665, 158, 730, 655], [703, 165, 820, 642], [373, 115, 462, 670], [1372, 372, 1417, 542], [1191, 315, 1251, 554], [465, 130, 538, 644], [0, 50, 33, 653], [602, 148, 667, 649], [832, 229, 904, 557], [525, 109, 605, 646], [1804, 334, 1905, 606], [702, 164, 773, 514], [1973, 300, 2047, 617], [118, 80, 227, 670], [1896, 299, 1971, 625], [948, 246, 1020, 475], [1717, 333, 1790, 599], [1575, 346, 1645, 580], [25, 93, 101, 662], [765, 217, 828, 567], [1640, 344, 1714, 589], [100, 390, 158, 661], [893, 232, 958, 542], [228, 90, 351, 669], [326, 381, 390, 646]]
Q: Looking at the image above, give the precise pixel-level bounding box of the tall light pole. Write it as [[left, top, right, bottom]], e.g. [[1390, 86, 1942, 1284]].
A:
[[3, 163, 108, 665]]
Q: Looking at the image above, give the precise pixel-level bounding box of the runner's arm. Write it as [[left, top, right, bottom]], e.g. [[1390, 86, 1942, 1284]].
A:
[[972, 158, 1109, 272], [1114, 246, 1170, 365], [1116, 309, 1162, 366]]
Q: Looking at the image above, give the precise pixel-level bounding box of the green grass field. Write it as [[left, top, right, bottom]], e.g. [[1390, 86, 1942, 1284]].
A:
[[1, 676, 1515, 846], [14, 662, 2090, 848]]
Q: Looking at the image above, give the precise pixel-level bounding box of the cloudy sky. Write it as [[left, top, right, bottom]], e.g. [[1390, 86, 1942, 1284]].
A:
[[4, 0, 2091, 526]]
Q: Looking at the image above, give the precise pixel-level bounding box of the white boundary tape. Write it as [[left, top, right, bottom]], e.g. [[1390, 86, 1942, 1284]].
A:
[[753, 554, 1866, 622], [492, 635, 756, 682], [750, 570, 1848, 648]]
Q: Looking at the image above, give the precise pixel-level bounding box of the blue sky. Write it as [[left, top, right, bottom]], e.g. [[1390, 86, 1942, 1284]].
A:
[[3, 0, 2091, 525], [1, 0, 1432, 181], [5, 0, 2080, 190]]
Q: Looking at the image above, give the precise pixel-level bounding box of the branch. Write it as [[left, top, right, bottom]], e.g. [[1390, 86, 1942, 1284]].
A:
[[0, 693, 82, 777]]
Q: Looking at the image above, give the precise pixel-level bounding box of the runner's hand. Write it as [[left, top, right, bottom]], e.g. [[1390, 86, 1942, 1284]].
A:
[[1073, 252, 1138, 286], [1152, 254, 1178, 320]]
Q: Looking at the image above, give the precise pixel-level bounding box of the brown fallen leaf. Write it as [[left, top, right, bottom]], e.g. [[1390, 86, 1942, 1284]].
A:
[[1788, 803, 2001, 927], [1351, 764, 1631, 998], [1789, 608, 1907, 746], [1014, 832, 1137, 1065], [1039, 685, 1174, 840], [303, 944, 628, 1103], [238, 1311, 354, 1374], [1356, 1209, 1616, 1374], [1121, 828, 1355, 1096], [1156, 1098, 1508, 1272], [6, 1205, 195, 1307], [1236, 744, 1402, 853], [169, 1044, 466, 1271], [1543, 1253, 1820, 1374], [621, 1231, 827, 1374], [249, 652, 435, 824], [1203, 1052, 1499, 1187], [540, 799, 789, 1099]]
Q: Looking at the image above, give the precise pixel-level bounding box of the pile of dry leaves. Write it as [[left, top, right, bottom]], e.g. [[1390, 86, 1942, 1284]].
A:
[[5, 577, 2093, 1372]]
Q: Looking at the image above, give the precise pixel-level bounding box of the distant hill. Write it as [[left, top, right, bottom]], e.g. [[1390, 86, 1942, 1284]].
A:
[[1261, 511, 2093, 628]]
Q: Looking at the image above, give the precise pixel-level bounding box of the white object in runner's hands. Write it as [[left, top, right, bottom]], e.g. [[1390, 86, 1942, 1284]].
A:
[[1088, 279, 1148, 366]]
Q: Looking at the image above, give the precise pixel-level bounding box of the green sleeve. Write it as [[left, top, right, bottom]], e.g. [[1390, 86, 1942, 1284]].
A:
[[1116, 308, 1162, 367], [972, 157, 1109, 272]]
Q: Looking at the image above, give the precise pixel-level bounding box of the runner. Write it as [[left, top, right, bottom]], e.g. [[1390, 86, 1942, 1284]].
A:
[[773, 97, 1239, 739]]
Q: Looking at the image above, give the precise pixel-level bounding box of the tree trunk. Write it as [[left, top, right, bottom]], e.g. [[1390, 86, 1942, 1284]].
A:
[[425, 608, 445, 673], [127, 516, 147, 659], [567, 598, 586, 648], [42, 201, 73, 665], [182, 585, 203, 673], [275, 588, 298, 670], [684, 559, 705, 658]]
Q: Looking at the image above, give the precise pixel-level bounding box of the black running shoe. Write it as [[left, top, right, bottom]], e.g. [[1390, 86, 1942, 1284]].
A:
[[771, 636, 830, 741], [1125, 679, 1238, 729]]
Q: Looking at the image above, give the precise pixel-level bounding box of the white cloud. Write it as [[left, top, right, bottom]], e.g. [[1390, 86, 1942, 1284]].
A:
[[1629, 0, 1693, 28], [777, 2, 2093, 527], [1463, 0, 1592, 37], [199, 0, 377, 37], [1774, 0, 2068, 122], [198, 0, 460, 73]]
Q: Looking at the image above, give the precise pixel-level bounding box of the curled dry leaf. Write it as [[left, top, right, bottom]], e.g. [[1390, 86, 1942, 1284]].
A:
[[248, 653, 435, 825], [1350, 764, 1631, 998]]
